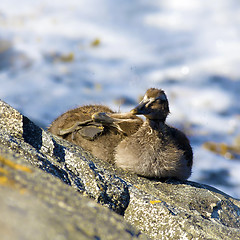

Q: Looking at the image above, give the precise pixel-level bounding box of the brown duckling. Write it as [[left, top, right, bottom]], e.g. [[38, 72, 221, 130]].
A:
[[48, 105, 143, 164], [115, 88, 193, 180]]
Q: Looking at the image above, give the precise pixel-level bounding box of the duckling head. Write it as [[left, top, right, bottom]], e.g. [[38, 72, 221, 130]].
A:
[[131, 88, 169, 121]]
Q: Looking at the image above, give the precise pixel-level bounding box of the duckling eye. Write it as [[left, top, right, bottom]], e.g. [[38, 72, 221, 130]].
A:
[[146, 102, 154, 107]]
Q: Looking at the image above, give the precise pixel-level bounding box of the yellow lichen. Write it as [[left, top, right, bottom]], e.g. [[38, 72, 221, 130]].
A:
[[0, 176, 16, 187], [0, 167, 9, 175], [19, 188, 28, 195], [0, 156, 33, 173], [0, 157, 29, 193], [0, 175, 27, 194], [150, 200, 162, 205]]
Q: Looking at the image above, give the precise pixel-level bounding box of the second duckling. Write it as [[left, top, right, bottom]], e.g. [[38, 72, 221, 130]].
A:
[[48, 105, 143, 164]]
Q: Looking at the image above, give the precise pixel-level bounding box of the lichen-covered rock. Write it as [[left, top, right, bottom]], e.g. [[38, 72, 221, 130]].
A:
[[123, 178, 240, 239], [0, 100, 129, 215], [1, 100, 240, 240], [0, 146, 149, 239], [0, 100, 149, 240], [0, 151, 148, 240]]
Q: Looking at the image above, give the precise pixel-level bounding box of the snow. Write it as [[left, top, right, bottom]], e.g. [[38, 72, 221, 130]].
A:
[[1, 0, 240, 198]]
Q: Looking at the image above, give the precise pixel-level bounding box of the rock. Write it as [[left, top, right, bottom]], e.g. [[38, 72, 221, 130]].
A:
[[0, 101, 129, 215], [0, 152, 147, 240], [1, 99, 240, 239], [0, 101, 148, 240]]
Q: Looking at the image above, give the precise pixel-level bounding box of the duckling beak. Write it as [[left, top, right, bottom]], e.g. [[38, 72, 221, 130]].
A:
[[130, 100, 148, 115]]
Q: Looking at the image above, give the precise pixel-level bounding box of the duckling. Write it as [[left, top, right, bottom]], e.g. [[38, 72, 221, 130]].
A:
[[48, 105, 143, 164], [115, 88, 193, 180]]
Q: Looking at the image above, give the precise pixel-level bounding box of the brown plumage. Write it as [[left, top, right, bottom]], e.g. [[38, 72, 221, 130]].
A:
[[115, 88, 193, 180], [49, 88, 193, 180], [48, 105, 143, 164]]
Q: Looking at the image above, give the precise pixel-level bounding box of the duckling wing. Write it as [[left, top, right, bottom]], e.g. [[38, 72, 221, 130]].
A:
[[58, 119, 92, 136], [58, 120, 104, 140], [78, 124, 104, 140], [57, 111, 142, 141]]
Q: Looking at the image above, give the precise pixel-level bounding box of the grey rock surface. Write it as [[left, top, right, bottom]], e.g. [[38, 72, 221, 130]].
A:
[[1, 100, 240, 240], [0, 100, 148, 240], [0, 150, 147, 240]]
